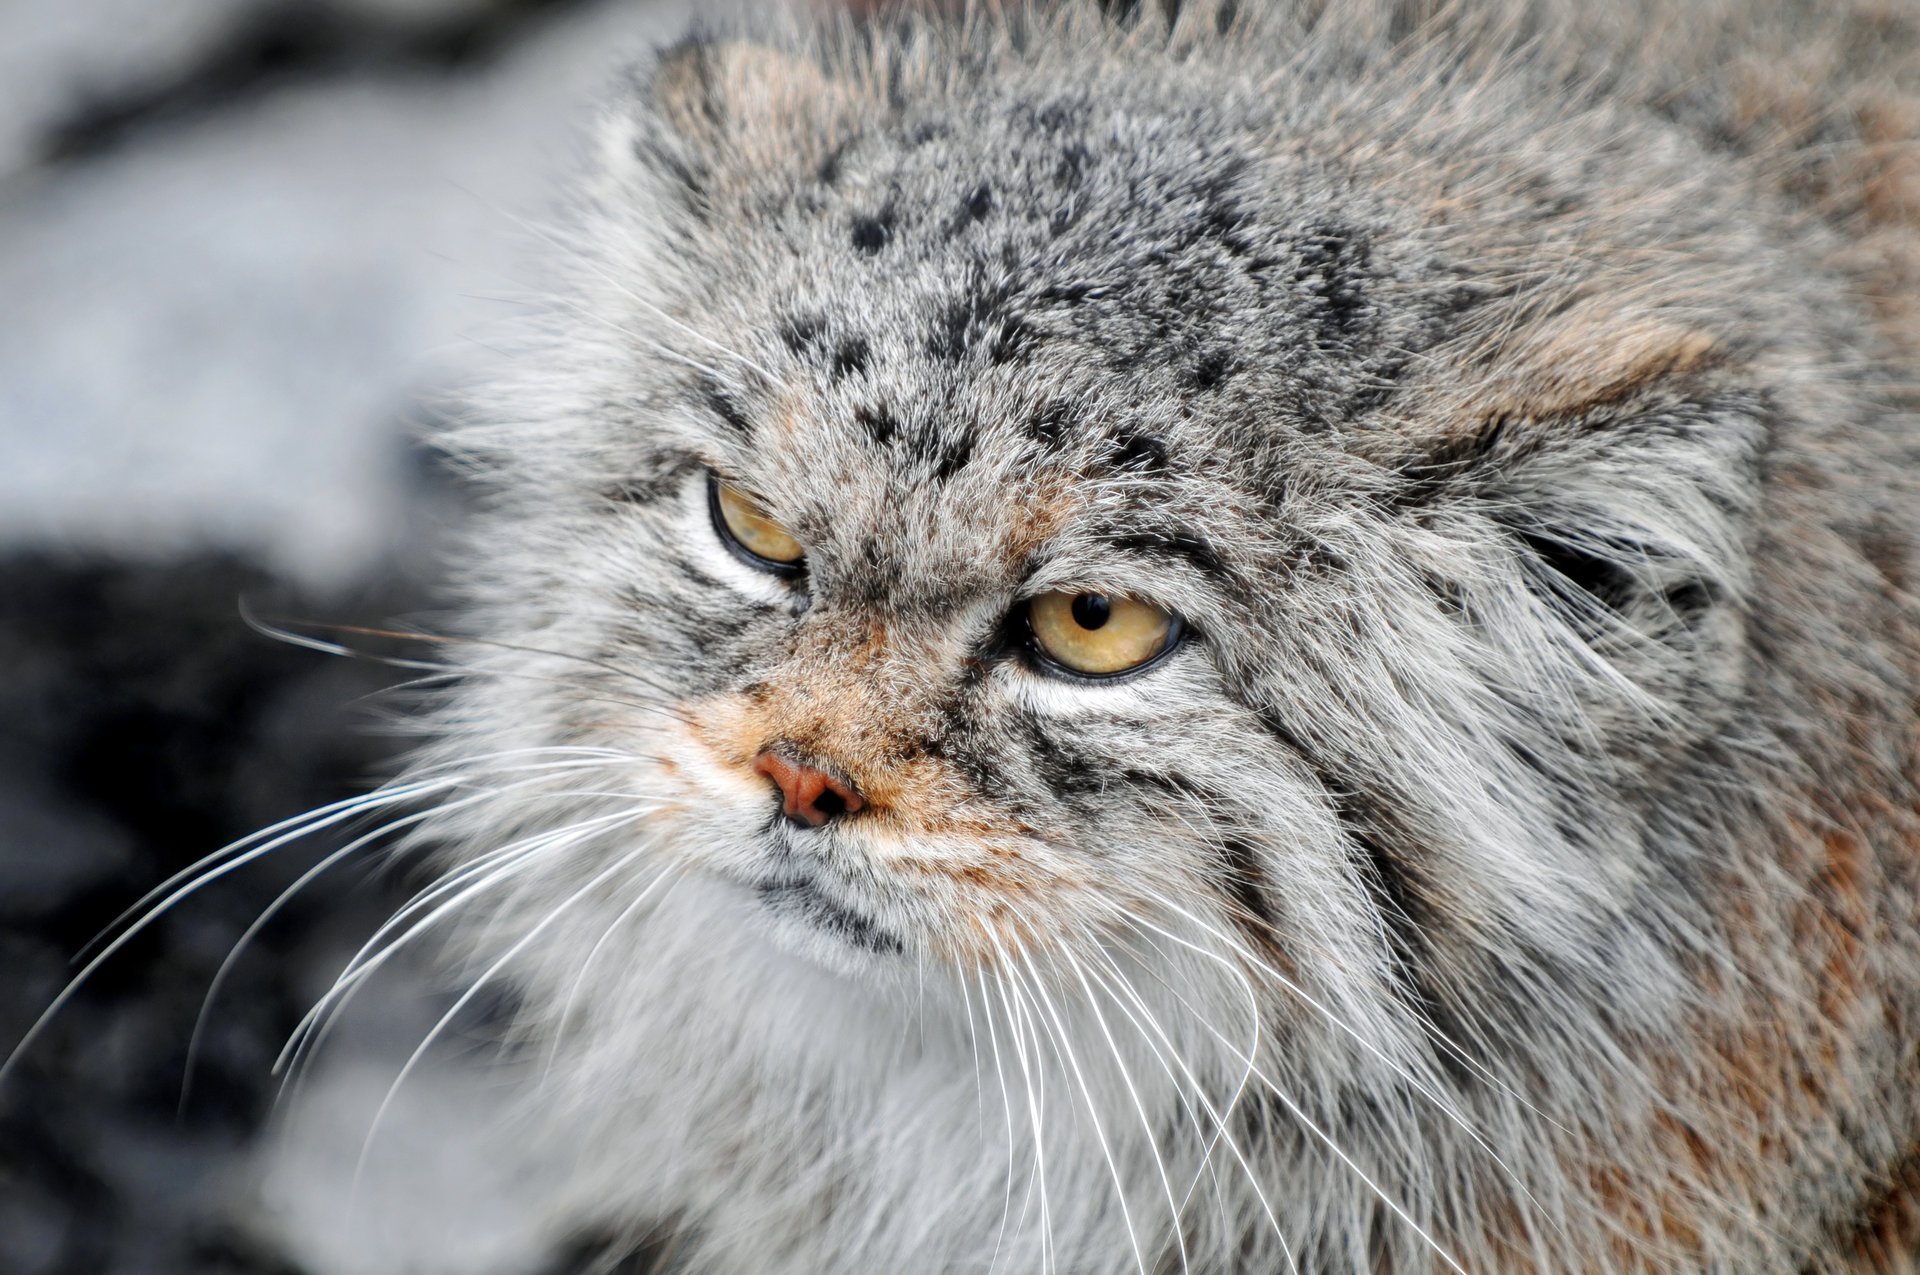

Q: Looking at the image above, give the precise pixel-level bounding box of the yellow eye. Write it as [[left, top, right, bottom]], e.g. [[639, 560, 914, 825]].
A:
[[711, 477, 805, 573], [1026, 591, 1180, 677]]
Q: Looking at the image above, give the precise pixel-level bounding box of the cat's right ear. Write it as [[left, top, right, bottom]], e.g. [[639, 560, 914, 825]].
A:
[[598, 36, 852, 220]]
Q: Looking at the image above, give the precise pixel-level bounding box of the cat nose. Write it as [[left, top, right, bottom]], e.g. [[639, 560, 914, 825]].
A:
[[753, 747, 866, 828]]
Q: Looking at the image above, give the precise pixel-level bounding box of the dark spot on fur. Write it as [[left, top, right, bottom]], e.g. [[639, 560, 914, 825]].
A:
[[779, 315, 825, 357], [908, 120, 950, 147], [855, 403, 899, 446], [1663, 580, 1718, 620], [1188, 348, 1234, 391], [1294, 226, 1373, 346], [933, 434, 975, 481], [817, 137, 852, 187], [1215, 0, 1240, 33], [1027, 402, 1076, 450], [1021, 97, 1083, 135], [1049, 205, 1075, 236], [1297, 541, 1348, 575], [1106, 431, 1168, 473], [831, 337, 871, 381], [1056, 143, 1092, 188], [989, 317, 1036, 364], [851, 208, 895, 254], [698, 377, 752, 435], [1205, 207, 1254, 256], [966, 182, 993, 219], [1037, 281, 1099, 305], [1424, 571, 1468, 617], [928, 277, 1027, 363]]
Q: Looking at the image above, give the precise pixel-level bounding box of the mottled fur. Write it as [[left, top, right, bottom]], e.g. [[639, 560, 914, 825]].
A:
[[410, 1, 1920, 1270]]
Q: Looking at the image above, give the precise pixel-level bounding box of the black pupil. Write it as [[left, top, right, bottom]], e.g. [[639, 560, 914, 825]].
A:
[[1070, 593, 1111, 630]]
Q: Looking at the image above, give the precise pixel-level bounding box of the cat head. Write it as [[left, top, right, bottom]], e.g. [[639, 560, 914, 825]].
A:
[[435, 2, 1805, 1077]]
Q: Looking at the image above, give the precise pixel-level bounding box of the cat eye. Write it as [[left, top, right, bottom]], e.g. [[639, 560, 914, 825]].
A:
[[710, 475, 805, 577], [1024, 590, 1181, 678]]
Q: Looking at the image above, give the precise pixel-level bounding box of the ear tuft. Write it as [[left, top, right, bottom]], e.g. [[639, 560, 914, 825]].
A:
[[615, 37, 852, 208]]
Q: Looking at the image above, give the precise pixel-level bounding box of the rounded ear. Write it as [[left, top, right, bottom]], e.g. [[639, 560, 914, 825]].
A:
[[1383, 298, 1762, 687], [598, 37, 853, 218]]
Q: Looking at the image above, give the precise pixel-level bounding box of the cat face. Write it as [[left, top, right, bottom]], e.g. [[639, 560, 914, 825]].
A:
[[444, 11, 1771, 1068], [390, 6, 1920, 1270]]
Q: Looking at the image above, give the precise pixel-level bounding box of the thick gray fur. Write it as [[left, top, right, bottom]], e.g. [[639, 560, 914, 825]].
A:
[[398, 1, 1920, 1270]]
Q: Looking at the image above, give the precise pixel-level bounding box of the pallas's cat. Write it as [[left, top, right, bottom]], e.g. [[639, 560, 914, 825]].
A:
[[150, 1, 1920, 1270]]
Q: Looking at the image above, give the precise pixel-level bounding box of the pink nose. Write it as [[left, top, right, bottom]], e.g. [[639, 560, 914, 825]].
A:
[[753, 749, 866, 827]]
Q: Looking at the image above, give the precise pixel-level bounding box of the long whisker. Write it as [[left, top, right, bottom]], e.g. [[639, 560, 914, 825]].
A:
[[994, 923, 1149, 1275], [540, 866, 687, 1084], [241, 608, 696, 729], [179, 762, 633, 1109], [349, 836, 659, 1201], [1051, 932, 1193, 1275], [1141, 901, 1556, 1226], [0, 776, 468, 1089], [82, 777, 454, 962], [1135, 917, 1470, 1275], [976, 963, 1023, 1275], [277, 799, 652, 1080], [1074, 940, 1297, 1275], [277, 803, 658, 1087], [993, 940, 1056, 1275]]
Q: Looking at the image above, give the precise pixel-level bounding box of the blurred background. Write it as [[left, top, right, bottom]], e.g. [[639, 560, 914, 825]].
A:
[[0, 1, 691, 1271]]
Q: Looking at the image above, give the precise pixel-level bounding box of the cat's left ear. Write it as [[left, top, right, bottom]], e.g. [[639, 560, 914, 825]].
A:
[[599, 36, 853, 216]]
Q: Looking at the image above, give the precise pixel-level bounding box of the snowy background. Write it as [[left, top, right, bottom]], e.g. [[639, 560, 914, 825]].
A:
[[0, 2, 692, 1271]]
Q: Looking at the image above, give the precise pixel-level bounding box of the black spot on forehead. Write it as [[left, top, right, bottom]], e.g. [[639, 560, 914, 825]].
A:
[[1104, 431, 1169, 474], [780, 314, 826, 357], [1056, 143, 1093, 188], [1014, 95, 1087, 136], [965, 182, 993, 220], [928, 276, 1031, 363], [1188, 348, 1235, 391], [816, 136, 852, 187], [1293, 225, 1374, 346], [855, 402, 900, 446], [907, 119, 950, 147], [852, 207, 896, 254], [698, 376, 754, 435], [894, 417, 976, 481], [932, 433, 974, 481], [988, 316, 1037, 365], [849, 399, 971, 480], [831, 337, 871, 382], [1193, 163, 1263, 261], [1026, 402, 1077, 451]]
